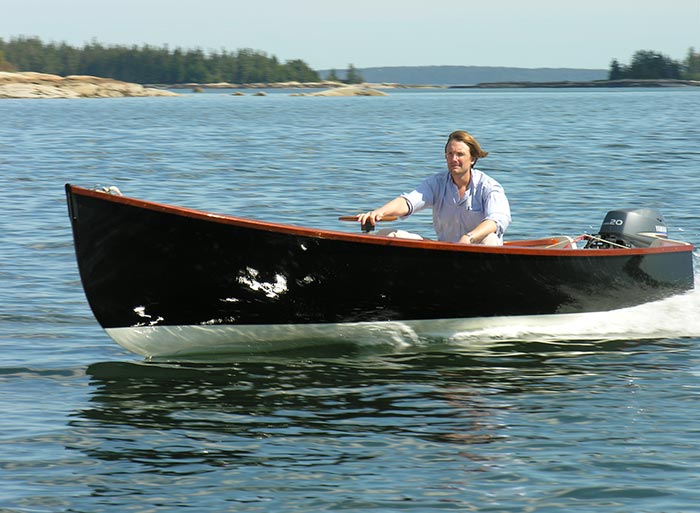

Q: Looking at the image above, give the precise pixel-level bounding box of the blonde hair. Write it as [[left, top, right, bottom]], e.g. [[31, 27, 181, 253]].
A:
[[445, 130, 489, 160]]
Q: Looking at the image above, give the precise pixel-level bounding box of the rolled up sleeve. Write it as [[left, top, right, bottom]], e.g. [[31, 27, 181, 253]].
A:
[[401, 175, 437, 217], [483, 184, 511, 237]]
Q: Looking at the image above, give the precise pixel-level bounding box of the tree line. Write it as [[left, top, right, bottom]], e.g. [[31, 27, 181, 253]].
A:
[[3, 37, 697, 84], [609, 48, 700, 80], [0, 36, 324, 84]]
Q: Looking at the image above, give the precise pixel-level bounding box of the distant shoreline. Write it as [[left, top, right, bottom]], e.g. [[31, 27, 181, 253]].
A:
[[172, 78, 700, 90], [2, 72, 698, 99], [449, 79, 700, 89]]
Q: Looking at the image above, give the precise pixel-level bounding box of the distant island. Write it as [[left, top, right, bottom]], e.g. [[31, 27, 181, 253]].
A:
[[319, 65, 608, 86], [451, 78, 700, 89]]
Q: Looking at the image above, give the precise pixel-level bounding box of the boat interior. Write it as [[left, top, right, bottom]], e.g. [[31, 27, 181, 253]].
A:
[[505, 234, 688, 250]]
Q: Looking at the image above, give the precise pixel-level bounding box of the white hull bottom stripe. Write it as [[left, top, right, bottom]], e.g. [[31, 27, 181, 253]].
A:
[[103, 300, 687, 360]]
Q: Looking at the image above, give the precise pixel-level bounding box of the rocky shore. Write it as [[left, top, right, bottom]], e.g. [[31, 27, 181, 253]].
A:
[[178, 81, 392, 96], [0, 72, 180, 99], [308, 85, 388, 96], [170, 80, 349, 90], [0, 72, 392, 98]]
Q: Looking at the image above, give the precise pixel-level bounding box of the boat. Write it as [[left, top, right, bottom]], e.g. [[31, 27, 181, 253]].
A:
[[65, 184, 695, 359]]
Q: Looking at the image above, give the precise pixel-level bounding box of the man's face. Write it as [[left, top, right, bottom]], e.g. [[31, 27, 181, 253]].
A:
[[445, 140, 474, 181]]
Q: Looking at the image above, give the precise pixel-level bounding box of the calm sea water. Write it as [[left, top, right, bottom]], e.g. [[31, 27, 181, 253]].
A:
[[2, 88, 700, 512]]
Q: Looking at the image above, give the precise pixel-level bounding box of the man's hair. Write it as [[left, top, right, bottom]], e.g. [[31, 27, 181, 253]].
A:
[[445, 130, 489, 160]]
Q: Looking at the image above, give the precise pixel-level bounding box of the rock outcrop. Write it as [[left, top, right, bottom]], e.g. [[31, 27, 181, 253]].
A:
[[309, 85, 388, 97], [0, 72, 180, 99], [170, 80, 347, 89]]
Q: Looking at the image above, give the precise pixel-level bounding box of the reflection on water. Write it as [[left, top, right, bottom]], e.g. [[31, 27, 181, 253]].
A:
[[76, 340, 637, 463], [40, 337, 700, 511]]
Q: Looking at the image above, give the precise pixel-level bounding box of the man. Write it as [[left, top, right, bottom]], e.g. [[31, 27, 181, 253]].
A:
[[357, 130, 511, 245]]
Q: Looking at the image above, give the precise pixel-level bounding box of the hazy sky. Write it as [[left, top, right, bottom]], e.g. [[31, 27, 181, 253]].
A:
[[2, 0, 698, 70]]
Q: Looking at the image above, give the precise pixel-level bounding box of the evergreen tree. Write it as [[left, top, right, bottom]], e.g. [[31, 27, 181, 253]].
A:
[[344, 63, 363, 84], [608, 58, 623, 80], [629, 50, 680, 79], [683, 47, 700, 80], [326, 69, 340, 82], [0, 49, 15, 71], [607, 50, 683, 80]]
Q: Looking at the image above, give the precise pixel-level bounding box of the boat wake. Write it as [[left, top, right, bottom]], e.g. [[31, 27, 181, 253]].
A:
[[447, 256, 700, 347], [448, 289, 699, 346]]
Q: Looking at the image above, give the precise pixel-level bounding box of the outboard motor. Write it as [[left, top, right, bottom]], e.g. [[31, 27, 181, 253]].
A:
[[584, 208, 668, 249]]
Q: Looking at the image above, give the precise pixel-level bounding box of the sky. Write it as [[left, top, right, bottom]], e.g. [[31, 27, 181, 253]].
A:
[[2, 0, 699, 70]]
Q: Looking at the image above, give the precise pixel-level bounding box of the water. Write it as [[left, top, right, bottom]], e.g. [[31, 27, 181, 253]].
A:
[[2, 87, 700, 512]]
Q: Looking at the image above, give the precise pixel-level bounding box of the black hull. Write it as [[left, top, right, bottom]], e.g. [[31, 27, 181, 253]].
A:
[[66, 185, 694, 356]]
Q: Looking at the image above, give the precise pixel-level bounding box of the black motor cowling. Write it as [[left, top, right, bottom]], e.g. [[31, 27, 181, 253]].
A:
[[584, 208, 668, 249]]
